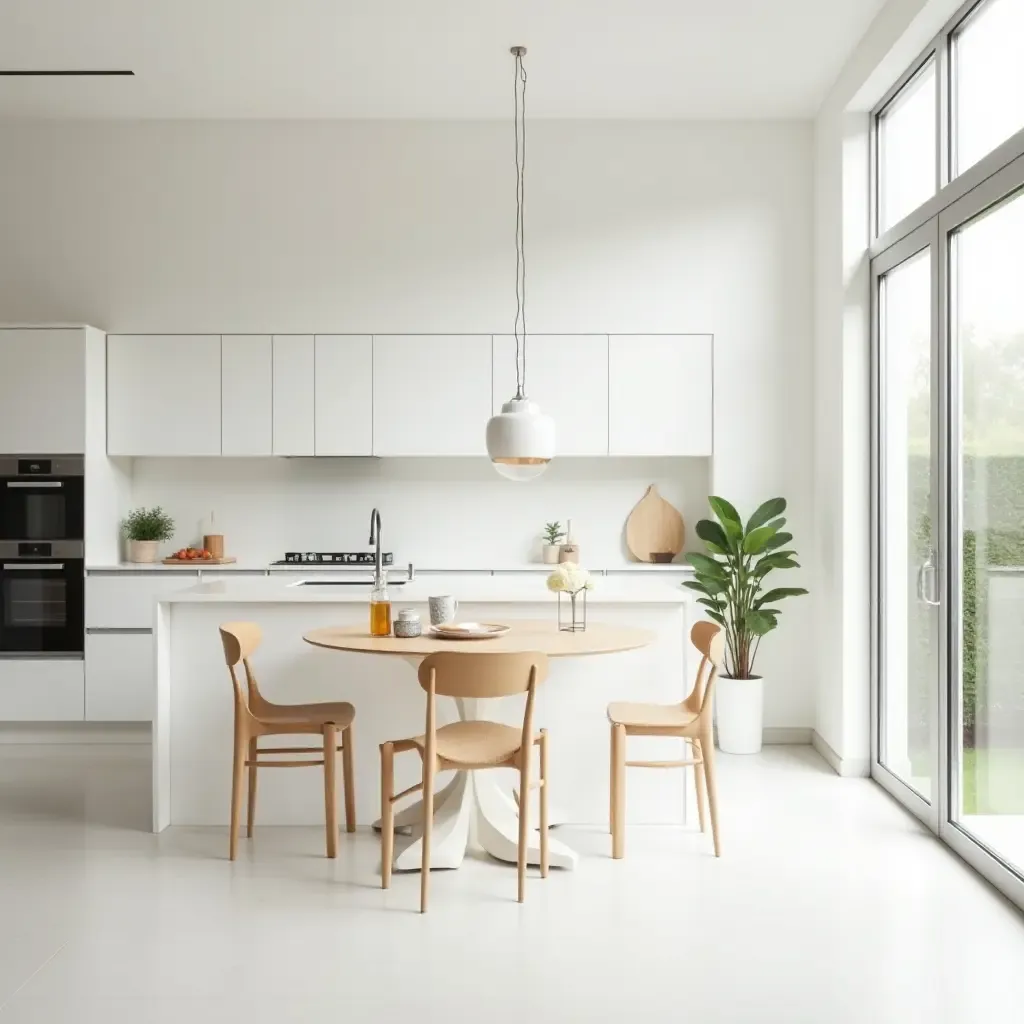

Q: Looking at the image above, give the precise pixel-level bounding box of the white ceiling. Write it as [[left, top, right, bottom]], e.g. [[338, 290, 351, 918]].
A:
[[0, 0, 887, 119]]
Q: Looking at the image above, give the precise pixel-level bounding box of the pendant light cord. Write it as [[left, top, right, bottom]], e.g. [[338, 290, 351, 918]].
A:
[[513, 49, 528, 400]]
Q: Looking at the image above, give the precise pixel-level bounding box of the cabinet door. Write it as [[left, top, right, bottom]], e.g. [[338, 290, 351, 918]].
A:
[[608, 335, 713, 456], [493, 335, 608, 456], [0, 659, 84, 721], [107, 335, 222, 456], [222, 335, 272, 456], [0, 328, 85, 453], [85, 632, 154, 722], [272, 336, 314, 456], [372, 336, 491, 456], [314, 335, 373, 455]]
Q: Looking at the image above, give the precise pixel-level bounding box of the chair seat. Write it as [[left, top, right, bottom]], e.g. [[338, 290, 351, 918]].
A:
[[607, 701, 698, 730], [412, 720, 524, 766], [256, 700, 355, 730]]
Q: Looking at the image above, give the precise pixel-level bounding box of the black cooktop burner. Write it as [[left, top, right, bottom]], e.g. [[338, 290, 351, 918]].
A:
[[272, 551, 394, 566]]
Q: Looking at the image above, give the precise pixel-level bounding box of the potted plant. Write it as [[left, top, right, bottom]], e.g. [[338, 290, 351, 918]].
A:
[[542, 521, 565, 564], [684, 496, 807, 754], [123, 506, 175, 563]]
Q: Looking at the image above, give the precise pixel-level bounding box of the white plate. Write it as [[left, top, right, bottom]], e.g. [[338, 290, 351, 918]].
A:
[[430, 622, 510, 640]]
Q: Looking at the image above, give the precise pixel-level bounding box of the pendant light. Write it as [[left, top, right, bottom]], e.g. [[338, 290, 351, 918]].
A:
[[486, 45, 555, 481]]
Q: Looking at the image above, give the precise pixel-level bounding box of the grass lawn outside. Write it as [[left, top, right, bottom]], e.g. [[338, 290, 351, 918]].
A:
[[960, 747, 1024, 815]]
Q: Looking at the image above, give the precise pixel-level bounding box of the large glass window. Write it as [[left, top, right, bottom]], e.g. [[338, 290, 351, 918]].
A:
[[953, 0, 1024, 175], [878, 58, 938, 233]]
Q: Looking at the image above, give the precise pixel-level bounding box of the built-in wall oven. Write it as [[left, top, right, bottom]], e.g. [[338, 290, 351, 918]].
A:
[[0, 456, 84, 543], [0, 542, 85, 656]]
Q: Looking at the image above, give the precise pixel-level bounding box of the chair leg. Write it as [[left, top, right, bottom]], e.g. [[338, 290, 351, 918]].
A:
[[539, 730, 549, 879], [323, 723, 338, 859], [702, 728, 722, 857], [380, 742, 394, 889], [342, 724, 356, 834], [229, 728, 246, 861], [420, 755, 435, 913], [692, 738, 708, 834], [518, 753, 531, 903], [611, 723, 626, 859], [246, 738, 258, 839], [609, 723, 616, 835]]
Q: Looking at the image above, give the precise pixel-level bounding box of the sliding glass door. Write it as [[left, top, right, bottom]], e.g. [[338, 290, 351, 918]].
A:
[[941, 157, 1024, 902], [872, 224, 942, 827]]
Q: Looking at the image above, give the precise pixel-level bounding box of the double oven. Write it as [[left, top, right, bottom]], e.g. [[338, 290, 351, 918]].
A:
[[0, 457, 85, 657]]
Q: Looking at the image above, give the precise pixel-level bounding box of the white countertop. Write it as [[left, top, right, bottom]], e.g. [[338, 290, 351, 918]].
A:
[[88, 561, 694, 575], [157, 574, 691, 605]]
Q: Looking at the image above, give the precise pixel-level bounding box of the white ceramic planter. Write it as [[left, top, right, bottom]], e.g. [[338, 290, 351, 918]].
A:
[[128, 539, 159, 563], [715, 675, 764, 754], [542, 545, 562, 564]]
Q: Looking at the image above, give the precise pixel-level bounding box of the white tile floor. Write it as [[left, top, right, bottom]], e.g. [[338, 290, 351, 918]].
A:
[[1, 744, 1022, 1023]]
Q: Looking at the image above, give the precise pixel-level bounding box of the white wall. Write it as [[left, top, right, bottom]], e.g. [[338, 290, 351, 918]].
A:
[[813, 0, 963, 771], [0, 118, 814, 727]]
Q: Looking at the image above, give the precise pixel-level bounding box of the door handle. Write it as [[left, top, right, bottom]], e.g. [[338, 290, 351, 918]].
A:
[[917, 555, 940, 607], [6, 481, 63, 488], [2, 563, 65, 571]]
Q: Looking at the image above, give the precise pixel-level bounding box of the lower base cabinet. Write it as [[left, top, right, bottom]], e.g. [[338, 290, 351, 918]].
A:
[[85, 632, 154, 722], [0, 660, 85, 721]]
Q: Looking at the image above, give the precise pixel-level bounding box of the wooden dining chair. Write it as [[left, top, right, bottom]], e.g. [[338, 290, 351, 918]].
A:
[[219, 621, 356, 860], [380, 651, 550, 912], [607, 621, 725, 859]]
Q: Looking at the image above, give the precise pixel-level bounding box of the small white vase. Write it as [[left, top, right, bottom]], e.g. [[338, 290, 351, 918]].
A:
[[128, 539, 159, 563], [715, 675, 764, 754], [542, 545, 561, 564]]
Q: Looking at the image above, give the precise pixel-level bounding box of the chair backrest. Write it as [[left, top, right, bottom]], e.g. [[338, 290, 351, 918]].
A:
[[417, 652, 548, 699], [686, 621, 725, 716], [418, 652, 549, 764], [219, 621, 264, 712]]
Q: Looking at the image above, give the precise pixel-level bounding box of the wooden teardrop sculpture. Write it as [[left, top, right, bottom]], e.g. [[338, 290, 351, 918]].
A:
[[625, 485, 685, 563]]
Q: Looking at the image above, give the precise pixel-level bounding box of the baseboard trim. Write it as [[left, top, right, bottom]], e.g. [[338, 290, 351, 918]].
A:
[[0, 723, 150, 746], [763, 727, 812, 745], [811, 730, 871, 777]]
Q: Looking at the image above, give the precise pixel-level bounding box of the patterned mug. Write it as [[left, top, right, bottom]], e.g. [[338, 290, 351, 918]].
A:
[[428, 595, 458, 627]]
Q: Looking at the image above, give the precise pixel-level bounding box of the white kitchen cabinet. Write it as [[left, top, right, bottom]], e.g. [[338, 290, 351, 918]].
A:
[[85, 632, 154, 722], [372, 336, 491, 456], [272, 336, 314, 456], [107, 335, 222, 456], [493, 335, 609, 456], [314, 335, 373, 455], [222, 335, 272, 456], [0, 660, 84, 721], [0, 328, 85, 453], [608, 335, 714, 456], [86, 573, 199, 629]]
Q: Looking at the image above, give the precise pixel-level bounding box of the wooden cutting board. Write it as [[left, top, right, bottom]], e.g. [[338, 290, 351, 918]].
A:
[[625, 485, 685, 562], [162, 556, 237, 565]]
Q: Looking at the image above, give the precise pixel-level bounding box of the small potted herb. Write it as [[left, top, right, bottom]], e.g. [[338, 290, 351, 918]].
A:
[[123, 507, 175, 563], [542, 521, 565, 564]]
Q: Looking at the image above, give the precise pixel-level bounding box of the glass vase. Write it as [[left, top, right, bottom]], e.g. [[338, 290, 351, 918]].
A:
[[558, 589, 587, 632]]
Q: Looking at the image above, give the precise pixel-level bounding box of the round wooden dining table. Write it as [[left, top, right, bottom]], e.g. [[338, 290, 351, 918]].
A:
[[303, 619, 654, 872]]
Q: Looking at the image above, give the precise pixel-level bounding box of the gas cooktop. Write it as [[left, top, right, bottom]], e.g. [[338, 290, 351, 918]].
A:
[[272, 552, 395, 566]]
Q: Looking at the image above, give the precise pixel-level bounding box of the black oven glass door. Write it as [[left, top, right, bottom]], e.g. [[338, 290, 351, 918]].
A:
[[1, 477, 84, 542], [0, 560, 84, 654]]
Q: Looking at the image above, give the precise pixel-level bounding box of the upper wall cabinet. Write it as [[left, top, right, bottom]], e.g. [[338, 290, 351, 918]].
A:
[[608, 335, 713, 457], [314, 335, 373, 456], [0, 329, 85, 453], [222, 335, 272, 456], [373, 336, 491, 456], [107, 335, 222, 456], [493, 335, 609, 456], [272, 335, 314, 456]]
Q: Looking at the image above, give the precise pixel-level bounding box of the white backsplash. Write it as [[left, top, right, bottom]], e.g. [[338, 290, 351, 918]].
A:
[[129, 456, 710, 568]]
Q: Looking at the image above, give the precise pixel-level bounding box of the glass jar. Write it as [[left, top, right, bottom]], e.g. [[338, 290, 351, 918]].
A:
[[369, 577, 392, 637]]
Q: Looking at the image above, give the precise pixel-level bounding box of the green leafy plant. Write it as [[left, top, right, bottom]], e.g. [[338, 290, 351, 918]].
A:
[[123, 506, 175, 543], [684, 496, 807, 679], [543, 521, 565, 546]]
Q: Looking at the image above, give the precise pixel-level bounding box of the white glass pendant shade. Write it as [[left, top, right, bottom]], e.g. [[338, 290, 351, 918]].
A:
[[486, 397, 555, 481]]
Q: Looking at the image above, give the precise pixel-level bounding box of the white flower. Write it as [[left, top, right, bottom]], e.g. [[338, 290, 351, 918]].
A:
[[546, 562, 593, 595]]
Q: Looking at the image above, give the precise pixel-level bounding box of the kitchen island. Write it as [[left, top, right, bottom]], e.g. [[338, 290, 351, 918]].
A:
[[153, 575, 695, 862]]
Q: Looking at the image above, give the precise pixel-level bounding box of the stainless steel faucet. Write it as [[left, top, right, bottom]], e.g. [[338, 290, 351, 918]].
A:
[[369, 508, 383, 584]]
